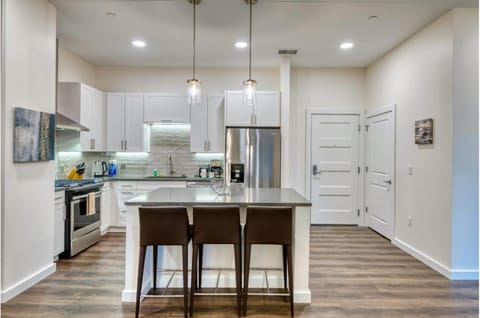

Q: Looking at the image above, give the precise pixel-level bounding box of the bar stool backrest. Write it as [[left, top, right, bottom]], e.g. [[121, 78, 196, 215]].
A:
[[192, 206, 241, 244], [139, 207, 190, 246], [246, 207, 293, 245]]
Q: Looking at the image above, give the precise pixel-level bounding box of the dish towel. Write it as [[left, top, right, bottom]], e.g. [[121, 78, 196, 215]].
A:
[[87, 192, 96, 216]]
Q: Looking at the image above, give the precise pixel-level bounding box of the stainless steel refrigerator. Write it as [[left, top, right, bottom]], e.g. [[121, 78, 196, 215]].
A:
[[225, 128, 281, 188]]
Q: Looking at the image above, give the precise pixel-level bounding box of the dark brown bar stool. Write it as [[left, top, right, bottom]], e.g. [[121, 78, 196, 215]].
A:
[[243, 206, 294, 316], [136, 207, 191, 318], [190, 206, 242, 317]]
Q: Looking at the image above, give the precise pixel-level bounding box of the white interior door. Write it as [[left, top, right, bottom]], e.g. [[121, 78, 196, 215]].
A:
[[365, 106, 395, 239], [311, 114, 360, 224]]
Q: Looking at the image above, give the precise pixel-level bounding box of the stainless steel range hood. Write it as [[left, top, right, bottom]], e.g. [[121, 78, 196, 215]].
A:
[[55, 112, 90, 132]]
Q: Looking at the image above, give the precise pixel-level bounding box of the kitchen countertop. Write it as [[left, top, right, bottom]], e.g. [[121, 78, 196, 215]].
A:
[[55, 176, 223, 191], [125, 187, 311, 207]]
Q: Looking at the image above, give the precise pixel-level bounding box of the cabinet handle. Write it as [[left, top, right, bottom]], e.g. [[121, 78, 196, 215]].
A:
[[254, 114, 257, 125], [204, 141, 207, 151], [90, 138, 95, 149], [125, 140, 127, 151], [251, 114, 254, 125], [121, 140, 124, 151], [207, 140, 210, 151]]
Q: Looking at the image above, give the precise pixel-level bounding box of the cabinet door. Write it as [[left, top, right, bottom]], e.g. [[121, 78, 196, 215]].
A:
[[225, 91, 254, 127], [80, 85, 93, 150], [124, 93, 145, 152], [54, 201, 65, 257], [106, 93, 125, 152], [190, 97, 208, 152], [91, 89, 106, 150], [207, 95, 225, 152], [101, 183, 111, 234], [143, 94, 190, 123], [254, 91, 281, 127]]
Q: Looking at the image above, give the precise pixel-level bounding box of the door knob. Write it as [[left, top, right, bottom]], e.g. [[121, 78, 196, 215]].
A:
[[384, 180, 392, 185], [313, 165, 321, 176]]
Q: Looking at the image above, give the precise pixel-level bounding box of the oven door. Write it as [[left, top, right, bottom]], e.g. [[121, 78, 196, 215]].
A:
[[70, 191, 101, 239]]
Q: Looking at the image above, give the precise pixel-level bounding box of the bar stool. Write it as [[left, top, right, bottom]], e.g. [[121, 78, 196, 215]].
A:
[[243, 206, 294, 316], [190, 206, 242, 317], [136, 207, 191, 318]]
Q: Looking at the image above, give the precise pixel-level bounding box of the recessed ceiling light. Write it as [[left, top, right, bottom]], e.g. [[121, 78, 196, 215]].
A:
[[235, 42, 248, 49], [105, 12, 116, 17], [368, 15, 378, 21], [132, 40, 146, 48], [340, 42, 354, 50]]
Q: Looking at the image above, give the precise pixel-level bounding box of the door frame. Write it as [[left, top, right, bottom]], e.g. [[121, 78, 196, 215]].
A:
[[305, 108, 366, 226], [365, 104, 396, 238]]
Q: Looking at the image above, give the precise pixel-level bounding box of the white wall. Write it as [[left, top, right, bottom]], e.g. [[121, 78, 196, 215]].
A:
[[450, 8, 479, 274], [58, 46, 96, 86], [366, 9, 478, 277], [95, 65, 279, 94], [289, 68, 366, 195], [1, 0, 57, 302]]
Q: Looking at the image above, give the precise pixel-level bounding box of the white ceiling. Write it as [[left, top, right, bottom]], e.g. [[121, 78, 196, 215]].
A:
[[52, 0, 477, 68]]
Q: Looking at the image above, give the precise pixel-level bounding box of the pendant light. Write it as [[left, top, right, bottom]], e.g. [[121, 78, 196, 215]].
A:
[[243, 0, 256, 105], [187, 0, 201, 105]]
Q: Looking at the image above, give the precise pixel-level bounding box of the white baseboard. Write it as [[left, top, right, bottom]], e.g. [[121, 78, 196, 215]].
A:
[[293, 289, 311, 303], [392, 238, 479, 280], [107, 226, 126, 233], [1, 263, 56, 303]]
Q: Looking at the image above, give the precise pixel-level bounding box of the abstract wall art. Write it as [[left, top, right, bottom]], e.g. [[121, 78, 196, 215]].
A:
[[415, 118, 434, 145], [14, 107, 55, 162]]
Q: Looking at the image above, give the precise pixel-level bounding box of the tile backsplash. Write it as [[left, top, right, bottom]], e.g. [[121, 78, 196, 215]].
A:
[[55, 124, 224, 179]]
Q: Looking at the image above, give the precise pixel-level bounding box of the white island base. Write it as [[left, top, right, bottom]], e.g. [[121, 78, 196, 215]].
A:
[[122, 188, 312, 304]]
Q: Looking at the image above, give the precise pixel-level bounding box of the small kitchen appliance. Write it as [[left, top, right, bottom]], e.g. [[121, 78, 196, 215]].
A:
[[210, 160, 223, 178], [93, 161, 108, 177], [108, 160, 117, 176]]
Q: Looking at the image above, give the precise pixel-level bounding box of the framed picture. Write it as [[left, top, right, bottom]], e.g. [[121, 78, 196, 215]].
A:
[[14, 107, 55, 162], [415, 118, 433, 145]]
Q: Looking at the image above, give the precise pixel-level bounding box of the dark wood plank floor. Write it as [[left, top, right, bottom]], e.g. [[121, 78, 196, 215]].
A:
[[1, 226, 478, 317]]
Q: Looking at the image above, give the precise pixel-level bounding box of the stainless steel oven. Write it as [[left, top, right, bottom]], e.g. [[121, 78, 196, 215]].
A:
[[60, 182, 103, 258]]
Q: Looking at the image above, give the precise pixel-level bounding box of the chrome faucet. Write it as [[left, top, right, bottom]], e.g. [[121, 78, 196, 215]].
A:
[[167, 153, 175, 176]]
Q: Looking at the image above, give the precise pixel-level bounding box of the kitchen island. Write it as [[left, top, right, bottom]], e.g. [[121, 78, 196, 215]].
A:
[[123, 187, 312, 303]]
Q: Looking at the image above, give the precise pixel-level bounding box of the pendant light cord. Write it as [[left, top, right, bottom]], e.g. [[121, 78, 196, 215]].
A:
[[193, 0, 196, 79], [248, 0, 252, 80]]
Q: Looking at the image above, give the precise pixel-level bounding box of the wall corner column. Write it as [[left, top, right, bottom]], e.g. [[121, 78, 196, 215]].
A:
[[279, 56, 291, 188]]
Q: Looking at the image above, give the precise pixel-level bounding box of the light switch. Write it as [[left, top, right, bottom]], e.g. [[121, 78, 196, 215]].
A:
[[408, 165, 413, 176]]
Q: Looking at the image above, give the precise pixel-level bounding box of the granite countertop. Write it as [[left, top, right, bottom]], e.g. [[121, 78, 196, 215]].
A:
[[125, 187, 312, 207]]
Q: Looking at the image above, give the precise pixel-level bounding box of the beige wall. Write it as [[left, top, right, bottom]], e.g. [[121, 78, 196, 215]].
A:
[[94, 65, 279, 94], [1, 0, 57, 301], [289, 68, 366, 195], [58, 46, 96, 86], [366, 12, 454, 269]]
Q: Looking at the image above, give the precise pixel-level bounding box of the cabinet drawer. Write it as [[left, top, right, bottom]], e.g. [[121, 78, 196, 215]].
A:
[[137, 181, 187, 190], [118, 209, 127, 226], [55, 191, 65, 202], [116, 182, 137, 190]]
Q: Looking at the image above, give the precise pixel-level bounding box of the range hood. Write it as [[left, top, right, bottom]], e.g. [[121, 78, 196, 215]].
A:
[[55, 112, 90, 132]]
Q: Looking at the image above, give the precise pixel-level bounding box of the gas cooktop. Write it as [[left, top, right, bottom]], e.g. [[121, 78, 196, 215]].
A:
[[55, 179, 102, 189]]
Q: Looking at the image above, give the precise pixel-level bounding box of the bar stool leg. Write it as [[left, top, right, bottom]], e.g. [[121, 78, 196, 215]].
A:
[[243, 243, 251, 316], [198, 244, 203, 289], [287, 244, 294, 317], [153, 245, 158, 290], [135, 245, 147, 318], [234, 243, 242, 317], [182, 244, 189, 318], [190, 243, 199, 317], [283, 245, 288, 290]]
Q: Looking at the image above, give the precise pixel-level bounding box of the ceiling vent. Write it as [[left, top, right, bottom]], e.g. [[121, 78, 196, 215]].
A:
[[278, 49, 298, 55]]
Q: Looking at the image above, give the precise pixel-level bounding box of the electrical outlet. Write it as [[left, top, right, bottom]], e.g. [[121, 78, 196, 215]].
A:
[[120, 163, 126, 169], [408, 216, 413, 227], [408, 165, 413, 176]]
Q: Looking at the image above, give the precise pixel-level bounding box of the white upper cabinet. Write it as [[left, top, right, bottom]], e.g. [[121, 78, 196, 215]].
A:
[[190, 95, 225, 153], [143, 93, 190, 123], [106, 93, 149, 152], [58, 82, 106, 151], [224, 90, 280, 127], [224, 91, 254, 126]]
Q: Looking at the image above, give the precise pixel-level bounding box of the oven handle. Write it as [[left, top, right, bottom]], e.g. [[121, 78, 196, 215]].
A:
[[71, 191, 102, 202]]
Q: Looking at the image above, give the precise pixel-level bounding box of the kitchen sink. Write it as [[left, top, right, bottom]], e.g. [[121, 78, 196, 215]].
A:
[[145, 175, 187, 179]]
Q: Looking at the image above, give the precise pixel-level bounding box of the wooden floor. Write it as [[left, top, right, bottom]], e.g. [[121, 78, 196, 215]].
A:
[[1, 226, 478, 317]]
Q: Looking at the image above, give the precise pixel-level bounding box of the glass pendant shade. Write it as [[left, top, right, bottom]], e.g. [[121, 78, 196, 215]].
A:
[[243, 79, 256, 105], [187, 79, 201, 105]]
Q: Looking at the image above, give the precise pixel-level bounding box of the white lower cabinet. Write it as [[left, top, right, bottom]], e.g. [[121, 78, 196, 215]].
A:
[[54, 191, 66, 258], [101, 182, 111, 234], [112, 181, 187, 228]]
